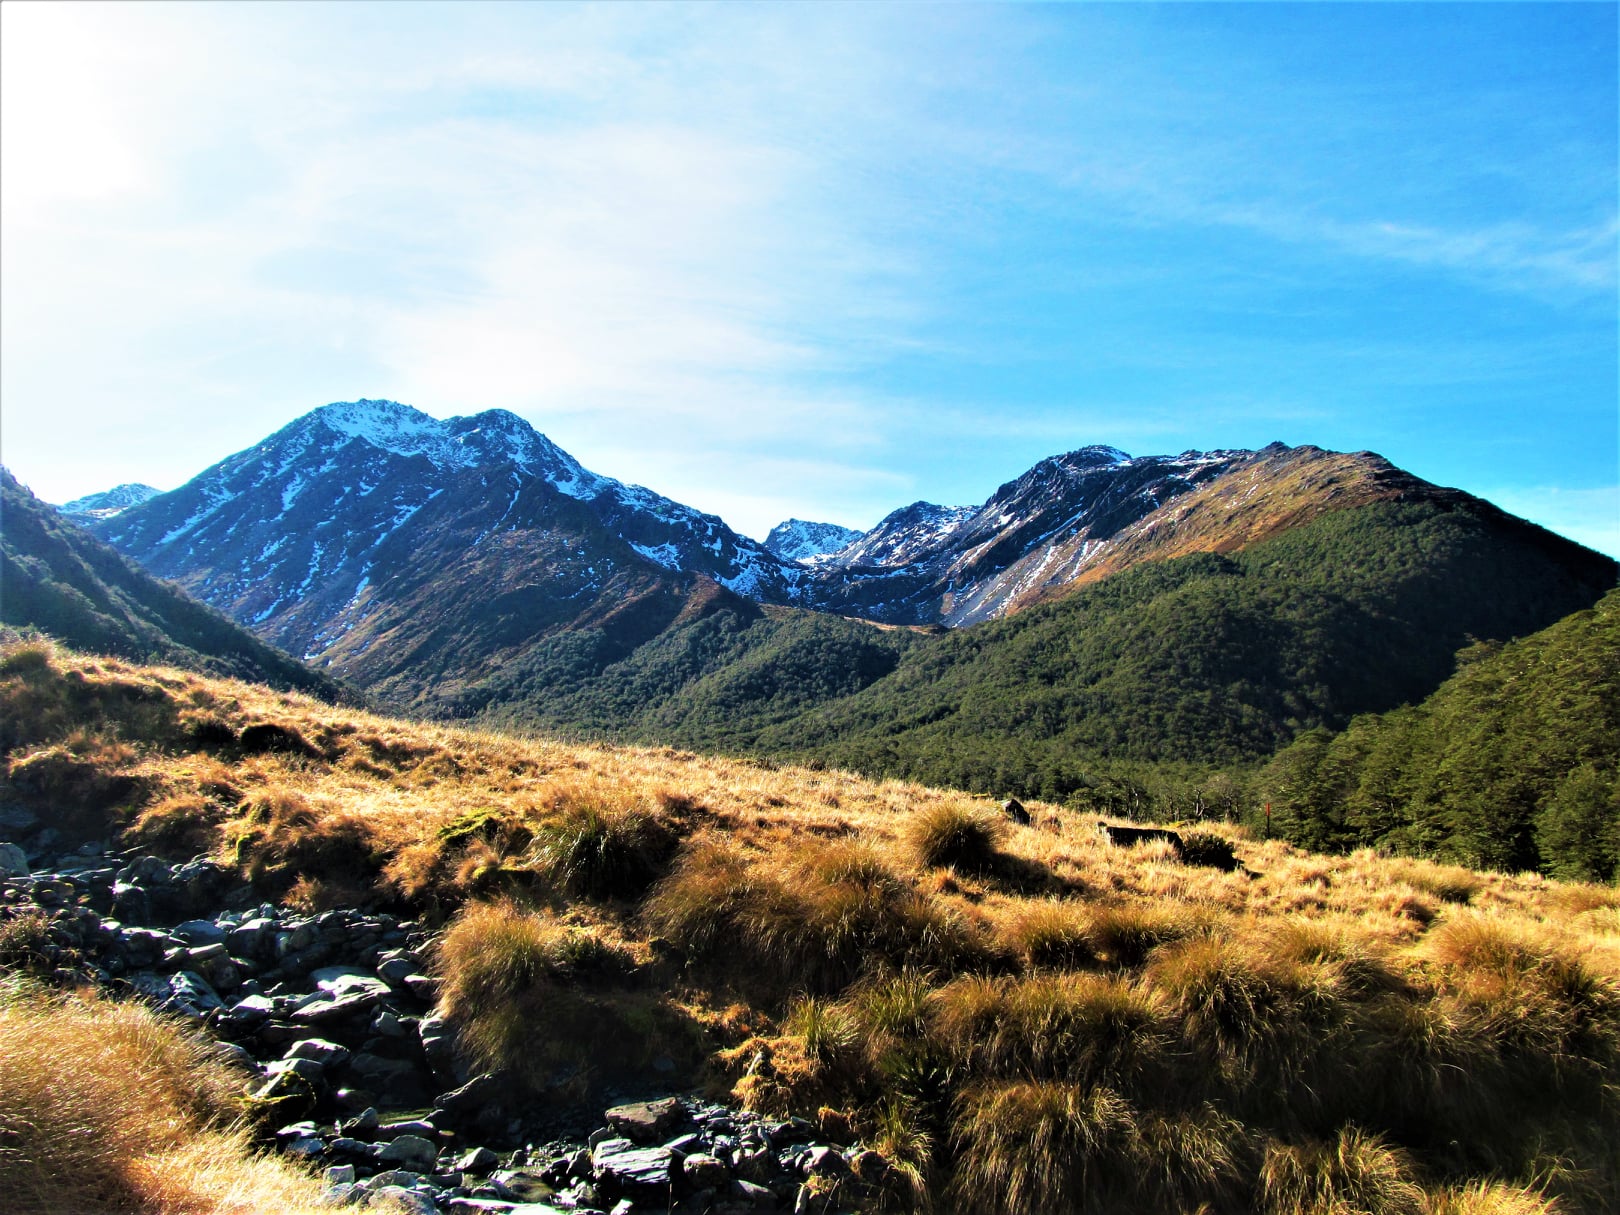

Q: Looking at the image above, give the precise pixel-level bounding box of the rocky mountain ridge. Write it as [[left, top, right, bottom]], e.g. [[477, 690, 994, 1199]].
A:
[[73, 398, 1617, 714], [87, 401, 805, 705], [57, 482, 162, 520], [760, 518, 863, 564]]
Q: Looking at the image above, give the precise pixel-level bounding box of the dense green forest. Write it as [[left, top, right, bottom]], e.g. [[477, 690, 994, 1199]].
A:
[[756, 499, 1612, 800], [464, 497, 1613, 837], [0, 469, 347, 700], [464, 601, 924, 751], [1257, 587, 1619, 880]]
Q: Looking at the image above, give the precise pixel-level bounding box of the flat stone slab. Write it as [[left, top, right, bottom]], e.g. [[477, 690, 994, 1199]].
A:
[[592, 1138, 676, 1195], [605, 1097, 684, 1143]]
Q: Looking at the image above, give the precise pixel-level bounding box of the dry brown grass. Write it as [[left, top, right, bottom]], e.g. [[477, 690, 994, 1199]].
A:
[[5, 639, 1619, 1213], [0, 977, 380, 1215]]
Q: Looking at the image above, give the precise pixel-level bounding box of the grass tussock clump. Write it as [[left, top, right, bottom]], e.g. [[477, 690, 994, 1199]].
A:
[[432, 899, 683, 1090], [226, 787, 383, 903], [127, 792, 225, 856], [1425, 1181, 1564, 1215], [948, 1080, 1142, 1214], [905, 800, 1005, 873], [998, 898, 1097, 969], [0, 978, 352, 1215], [529, 781, 677, 900], [931, 972, 1169, 1091], [1258, 1127, 1425, 1215], [646, 835, 985, 996], [1424, 914, 1619, 1060], [1084, 899, 1201, 967], [1147, 935, 1350, 1093]]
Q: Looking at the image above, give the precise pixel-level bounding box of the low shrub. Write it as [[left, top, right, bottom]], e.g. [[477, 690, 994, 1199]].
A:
[[1178, 829, 1240, 871]]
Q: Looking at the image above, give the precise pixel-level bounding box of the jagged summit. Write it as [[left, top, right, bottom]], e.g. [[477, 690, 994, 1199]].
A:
[[762, 519, 863, 564], [288, 399, 596, 491], [89, 400, 804, 701], [57, 483, 163, 520]]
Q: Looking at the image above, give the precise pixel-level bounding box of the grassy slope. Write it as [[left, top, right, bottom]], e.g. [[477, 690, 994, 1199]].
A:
[[4, 639, 1616, 1214], [1259, 588, 1620, 877], [0, 468, 349, 702]]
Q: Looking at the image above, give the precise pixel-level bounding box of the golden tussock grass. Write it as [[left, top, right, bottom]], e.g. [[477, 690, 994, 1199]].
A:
[[5, 639, 1620, 1212], [1257, 1127, 1426, 1215], [0, 978, 382, 1215]]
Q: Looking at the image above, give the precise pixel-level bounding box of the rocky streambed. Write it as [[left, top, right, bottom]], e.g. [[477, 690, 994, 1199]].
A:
[[0, 826, 889, 1214]]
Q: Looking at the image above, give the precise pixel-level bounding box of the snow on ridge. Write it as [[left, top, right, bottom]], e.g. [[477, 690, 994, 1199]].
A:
[[764, 518, 864, 563], [629, 541, 683, 570], [58, 483, 163, 519]]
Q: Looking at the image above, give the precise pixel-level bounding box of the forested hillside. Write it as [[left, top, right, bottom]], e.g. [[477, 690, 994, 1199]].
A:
[[463, 496, 1615, 815], [1259, 587, 1619, 879], [0, 469, 347, 700]]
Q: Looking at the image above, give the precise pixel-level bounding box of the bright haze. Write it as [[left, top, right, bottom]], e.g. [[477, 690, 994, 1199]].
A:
[[3, 2, 1615, 556]]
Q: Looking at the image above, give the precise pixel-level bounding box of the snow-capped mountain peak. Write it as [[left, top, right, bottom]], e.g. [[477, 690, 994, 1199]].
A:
[[57, 483, 163, 520], [763, 519, 864, 564]]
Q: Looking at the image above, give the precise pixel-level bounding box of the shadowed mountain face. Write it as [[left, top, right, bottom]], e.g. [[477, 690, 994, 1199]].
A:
[[0, 468, 346, 700]]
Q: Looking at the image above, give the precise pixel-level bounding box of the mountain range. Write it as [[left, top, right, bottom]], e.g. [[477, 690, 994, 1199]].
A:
[[7, 397, 1614, 798]]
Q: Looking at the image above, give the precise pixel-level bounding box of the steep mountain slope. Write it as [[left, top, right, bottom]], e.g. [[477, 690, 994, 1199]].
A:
[[805, 446, 1255, 624], [803, 443, 1455, 627], [461, 595, 930, 750], [0, 469, 345, 698], [91, 400, 804, 705], [822, 501, 977, 570], [57, 483, 162, 520], [751, 495, 1617, 798], [1260, 587, 1620, 877], [451, 493, 1616, 795], [761, 518, 862, 562]]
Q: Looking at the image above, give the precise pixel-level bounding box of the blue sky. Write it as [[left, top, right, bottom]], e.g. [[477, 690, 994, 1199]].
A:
[[3, 2, 1615, 554]]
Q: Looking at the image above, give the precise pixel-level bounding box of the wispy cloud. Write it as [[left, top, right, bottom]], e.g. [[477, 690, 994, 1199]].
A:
[[1, 2, 1612, 549]]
